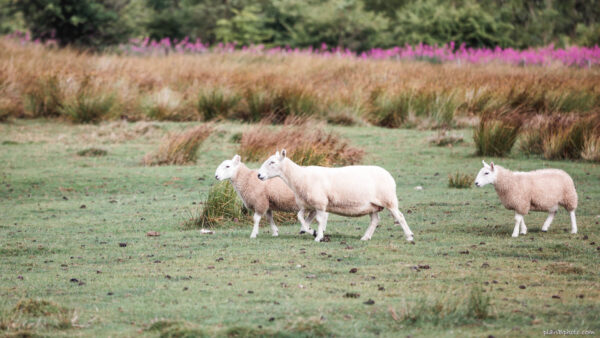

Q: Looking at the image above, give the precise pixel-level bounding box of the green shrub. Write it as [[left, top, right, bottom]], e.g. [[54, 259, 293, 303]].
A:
[[196, 88, 241, 121], [368, 91, 410, 128], [60, 83, 116, 124], [518, 130, 545, 156], [448, 172, 474, 188], [237, 86, 319, 123], [473, 118, 520, 157], [466, 287, 491, 320]]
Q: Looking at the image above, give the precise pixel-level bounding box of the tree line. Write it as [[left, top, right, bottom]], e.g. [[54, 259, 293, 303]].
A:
[[1, 0, 599, 50]]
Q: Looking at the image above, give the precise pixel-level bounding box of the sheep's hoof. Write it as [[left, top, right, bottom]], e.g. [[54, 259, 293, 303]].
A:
[[272, 233, 279, 237], [541, 229, 548, 232], [314, 237, 322, 242], [250, 233, 258, 239], [406, 236, 414, 242], [520, 231, 527, 235], [571, 230, 578, 234], [511, 234, 519, 238], [360, 236, 370, 241]]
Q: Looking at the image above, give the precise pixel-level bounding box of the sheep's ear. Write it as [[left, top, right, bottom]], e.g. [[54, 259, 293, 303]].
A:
[[281, 149, 287, 159], [232, 154, 241, 164], [482, 160, 488, 168], [275, 150, 280, 158], [490, 162, 495, 171]]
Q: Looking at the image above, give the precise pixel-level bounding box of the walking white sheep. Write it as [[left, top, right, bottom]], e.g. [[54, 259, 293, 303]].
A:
[[215, 155, 315, 238], [474, 160, 578, 237], [257, 150, 414, 242]]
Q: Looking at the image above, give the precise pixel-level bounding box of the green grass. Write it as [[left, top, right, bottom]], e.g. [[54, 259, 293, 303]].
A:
[[1, 120, 599, 337]]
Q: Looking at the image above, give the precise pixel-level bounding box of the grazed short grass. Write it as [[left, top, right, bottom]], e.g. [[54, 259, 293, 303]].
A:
[[0, 120, 599, 337]]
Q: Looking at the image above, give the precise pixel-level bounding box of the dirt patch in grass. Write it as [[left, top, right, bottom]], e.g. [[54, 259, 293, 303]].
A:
[[545, 262, 584, 275], [77, 148, 107, 157]]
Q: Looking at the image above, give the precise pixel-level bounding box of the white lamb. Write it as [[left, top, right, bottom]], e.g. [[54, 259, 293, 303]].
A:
[[257, 150, 414, 242], [214, 155, 315, 238], [474, 160, 578, 238]]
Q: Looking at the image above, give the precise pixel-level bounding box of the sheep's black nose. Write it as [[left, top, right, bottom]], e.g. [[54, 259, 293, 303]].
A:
[[215, 175, 218, 179], [475, 182, 479, 187], [257, 174, 261, 179]]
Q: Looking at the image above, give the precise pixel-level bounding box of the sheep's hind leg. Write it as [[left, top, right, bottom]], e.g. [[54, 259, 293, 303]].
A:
[[250, 212, 262, 238], [569, 210, 577, 234], [314, 210, 328, 242], [298, 209, 316, 236], [299, 210, 316, 236], [512, 214, 523, 238], [389, 208, 414, 241], [361, 212, 379, 241], [266, 210, 278, 237], [541, 210, 556, 232]]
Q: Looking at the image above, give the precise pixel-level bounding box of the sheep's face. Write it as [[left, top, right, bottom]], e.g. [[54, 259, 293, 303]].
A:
[[257, 150, 286, 181], [215, 155, 241, 181], [475, 160, 497, 187]]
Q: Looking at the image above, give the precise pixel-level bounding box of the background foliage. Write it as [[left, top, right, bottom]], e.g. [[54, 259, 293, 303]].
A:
[[1, 0, 600, 49]]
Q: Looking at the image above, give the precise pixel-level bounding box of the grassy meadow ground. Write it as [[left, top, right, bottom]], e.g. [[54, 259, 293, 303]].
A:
[[1, 120, 599, 337]]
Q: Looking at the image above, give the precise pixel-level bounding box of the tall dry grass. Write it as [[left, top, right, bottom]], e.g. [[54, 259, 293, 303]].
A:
[[143, 124, 214, 165], [238, 119, 364, 166], [1, 38, 598, 127]]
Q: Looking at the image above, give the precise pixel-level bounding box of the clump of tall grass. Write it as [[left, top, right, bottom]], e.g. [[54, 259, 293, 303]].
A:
[[143, 124, 214, 166], [542, 119, 589, 160], [448, 172, 474, 188], [473, 117, 520, 156], [59, 77, 116, 124], [196, 87, 241, 121], [235, 85, 320, 123], [183, 180, 246, 229], [24, 75, 64, 118], [581, 135, 600, 162], [140, 87, 186, 121], [239, 120, 364, 166], [367, 91, 410, 128]]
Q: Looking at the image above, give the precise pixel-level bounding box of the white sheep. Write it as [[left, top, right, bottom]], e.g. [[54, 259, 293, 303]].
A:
[[215, 155, 315, 238], [474, 160, 578, 237], [257, 150, 414, 242]]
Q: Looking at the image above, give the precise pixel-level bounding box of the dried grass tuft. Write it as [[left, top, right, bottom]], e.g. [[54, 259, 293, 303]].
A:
[[239, 121, 363, 166], [143, 124, 214, 166]]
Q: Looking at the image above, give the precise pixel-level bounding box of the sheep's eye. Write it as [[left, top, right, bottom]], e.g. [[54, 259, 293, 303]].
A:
[[484, 172, 489, 175], [270, 161, 275, 165], [225, 165, 230, 168]]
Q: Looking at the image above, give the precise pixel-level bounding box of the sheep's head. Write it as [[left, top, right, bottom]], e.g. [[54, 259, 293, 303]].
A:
[[257, 149, 286, 181], [475, 160, 497, 187], [215, 155, 241, 181]]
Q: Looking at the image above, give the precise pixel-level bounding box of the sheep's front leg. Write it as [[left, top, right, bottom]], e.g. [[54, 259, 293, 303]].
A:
[[569, 210, 577, 234], [512, 214, 523, 238], [541, 210, 556, 232], [520, 217, 527, 235], [389, 208, 414, 241], [361, 212, 379, 241], [266, 210, 278, 237], [314, 210, 328, 242], [250, 212, 261, 238]]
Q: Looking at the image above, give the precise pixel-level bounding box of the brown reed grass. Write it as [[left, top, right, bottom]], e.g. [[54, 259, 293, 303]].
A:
[[142, 124, 214, 166], [238, 119, 364, 166], [1, 38, 598, 128]]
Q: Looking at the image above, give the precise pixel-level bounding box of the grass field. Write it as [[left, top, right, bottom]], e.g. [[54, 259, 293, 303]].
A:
[[1, 120, 599, 337]]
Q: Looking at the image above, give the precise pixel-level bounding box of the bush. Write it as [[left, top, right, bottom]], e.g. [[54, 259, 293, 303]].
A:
[[518, 130, 545, 156], [236, 86, 320, 123], [448, 172, 474, 189], [542, 120, 588, 160], [473, 118, 520, 157], [368, 91, 410, 128], [196, 88, 241, 121], [239, 121, 364, 166], [143, 124, 214, 166]]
